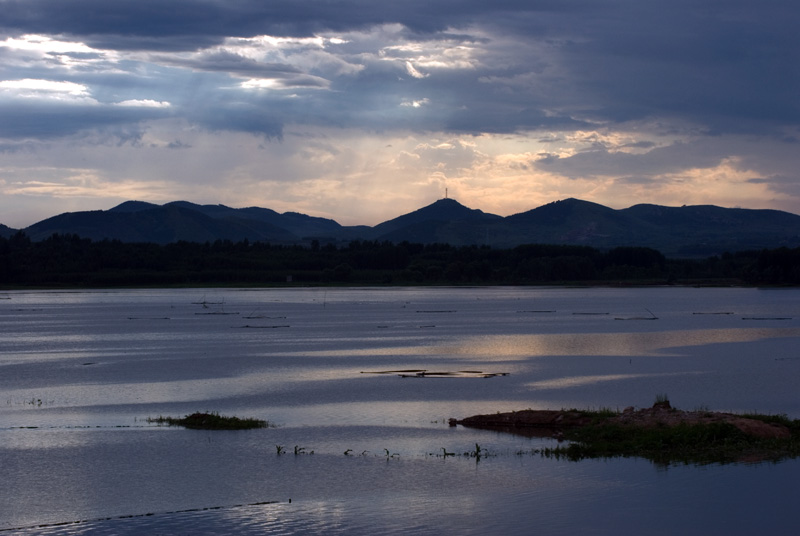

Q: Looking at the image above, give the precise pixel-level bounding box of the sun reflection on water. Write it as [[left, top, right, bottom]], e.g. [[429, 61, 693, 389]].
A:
[[526, 371, 706, 390], [281, 327, 800, 361]]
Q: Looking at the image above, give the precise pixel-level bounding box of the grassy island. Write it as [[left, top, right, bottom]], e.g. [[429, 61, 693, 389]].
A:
[[147, 412, 269, 430], [454, 401, 800, 464]]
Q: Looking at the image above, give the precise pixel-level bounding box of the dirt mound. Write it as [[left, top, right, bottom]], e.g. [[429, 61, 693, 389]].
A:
[[609, 401, 790, 439], [453, 409, 593, 431], [453, 401, 791, 440]]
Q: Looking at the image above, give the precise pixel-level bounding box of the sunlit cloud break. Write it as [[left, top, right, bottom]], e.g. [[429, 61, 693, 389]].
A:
[[0, 79, 89, 96], [115, 99, 171, 108]]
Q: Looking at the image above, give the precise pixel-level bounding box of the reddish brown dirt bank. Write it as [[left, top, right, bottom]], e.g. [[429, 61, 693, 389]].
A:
[[452, 401, 791, 440]]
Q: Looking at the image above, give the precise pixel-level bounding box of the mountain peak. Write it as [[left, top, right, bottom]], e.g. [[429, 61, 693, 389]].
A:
[[373, 197, 501, 235], [108, 200, 160, 213], [408, 197, 500, 220]]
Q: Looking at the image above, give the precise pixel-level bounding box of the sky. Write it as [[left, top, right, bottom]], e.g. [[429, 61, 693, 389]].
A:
[[2, 0, 800, 228]]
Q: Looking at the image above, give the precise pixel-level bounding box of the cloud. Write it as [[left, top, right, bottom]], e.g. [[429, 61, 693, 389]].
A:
[[0, 78, 92, 99], [405, 61, 427, 79], [115, 99, 171, 107], [1, 34, 96, 55], [2, 2, 796, 137], [0, 1, 799, 228], [157, 50, 300, 75], [747, 174, 800, 200], [0, 95, 171, 139], [401, 98, 430, 108], [0, 1, 517, 46], [533, 141, 725, 180]]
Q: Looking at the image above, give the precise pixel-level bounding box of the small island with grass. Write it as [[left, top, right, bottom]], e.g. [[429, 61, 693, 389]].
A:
[[147, 412, 269, 430], [452, 398, 800, 464]]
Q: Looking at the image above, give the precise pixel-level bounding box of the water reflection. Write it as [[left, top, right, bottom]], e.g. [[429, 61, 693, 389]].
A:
[[290, 327, 800, 360], [526, 371, 704, 390], [2, 287, 800, 534]]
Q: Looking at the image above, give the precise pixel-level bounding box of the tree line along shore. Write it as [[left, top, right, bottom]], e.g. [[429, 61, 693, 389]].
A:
[[1, 231, 799, 288]]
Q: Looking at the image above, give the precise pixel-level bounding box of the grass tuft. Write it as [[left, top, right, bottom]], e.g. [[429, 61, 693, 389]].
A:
[[543, 414, 800, 465], [147, 412, 268, 430]]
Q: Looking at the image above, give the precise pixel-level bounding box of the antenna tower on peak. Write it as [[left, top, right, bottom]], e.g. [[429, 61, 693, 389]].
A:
[[445, 188, 448, 199]]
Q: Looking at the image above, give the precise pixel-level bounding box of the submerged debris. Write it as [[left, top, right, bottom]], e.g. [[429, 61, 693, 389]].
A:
[[237, 325, 290, 329], [361, 369, 509, 379]]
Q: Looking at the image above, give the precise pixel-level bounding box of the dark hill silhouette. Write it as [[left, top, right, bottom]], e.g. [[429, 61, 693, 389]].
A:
[[25, 205, 295, 244], [372, 198, 502, 236], [496, 198, 655, 249], [506, 198, 620, 224], [622, 203, 800, 228], [9, 197, 800, 256], [165, 201, 343, 239], [0, 223, 15, 239], [619, 204, 800, 254], [108, 200, 160, 213]]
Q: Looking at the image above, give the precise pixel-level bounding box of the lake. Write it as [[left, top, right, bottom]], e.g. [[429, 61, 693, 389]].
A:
[[2, 286, 799, 535]]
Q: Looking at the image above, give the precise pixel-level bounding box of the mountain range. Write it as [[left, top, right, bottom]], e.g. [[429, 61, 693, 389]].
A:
[[3, 198, 800, 257]]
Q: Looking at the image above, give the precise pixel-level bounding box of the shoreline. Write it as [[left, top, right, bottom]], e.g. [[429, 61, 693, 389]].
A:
[[452, 401, 800, 464]]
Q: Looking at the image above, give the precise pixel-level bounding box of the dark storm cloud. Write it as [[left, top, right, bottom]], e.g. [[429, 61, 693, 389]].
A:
[[534, 142, 727, 180], [156, 51, 302, 78], [444, 105, 588, 134], [151, 51, 330, 91], [0, 100, 171, 139], [748, 175, 800, 198], [0, 0, 535, 47], [187, 101, 284, 139], [0, 0, 798, 138], [547, 1, 800, 131]]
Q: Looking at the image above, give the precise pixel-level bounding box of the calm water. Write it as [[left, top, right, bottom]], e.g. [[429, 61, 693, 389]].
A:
[[1, 286, 799, 535]]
